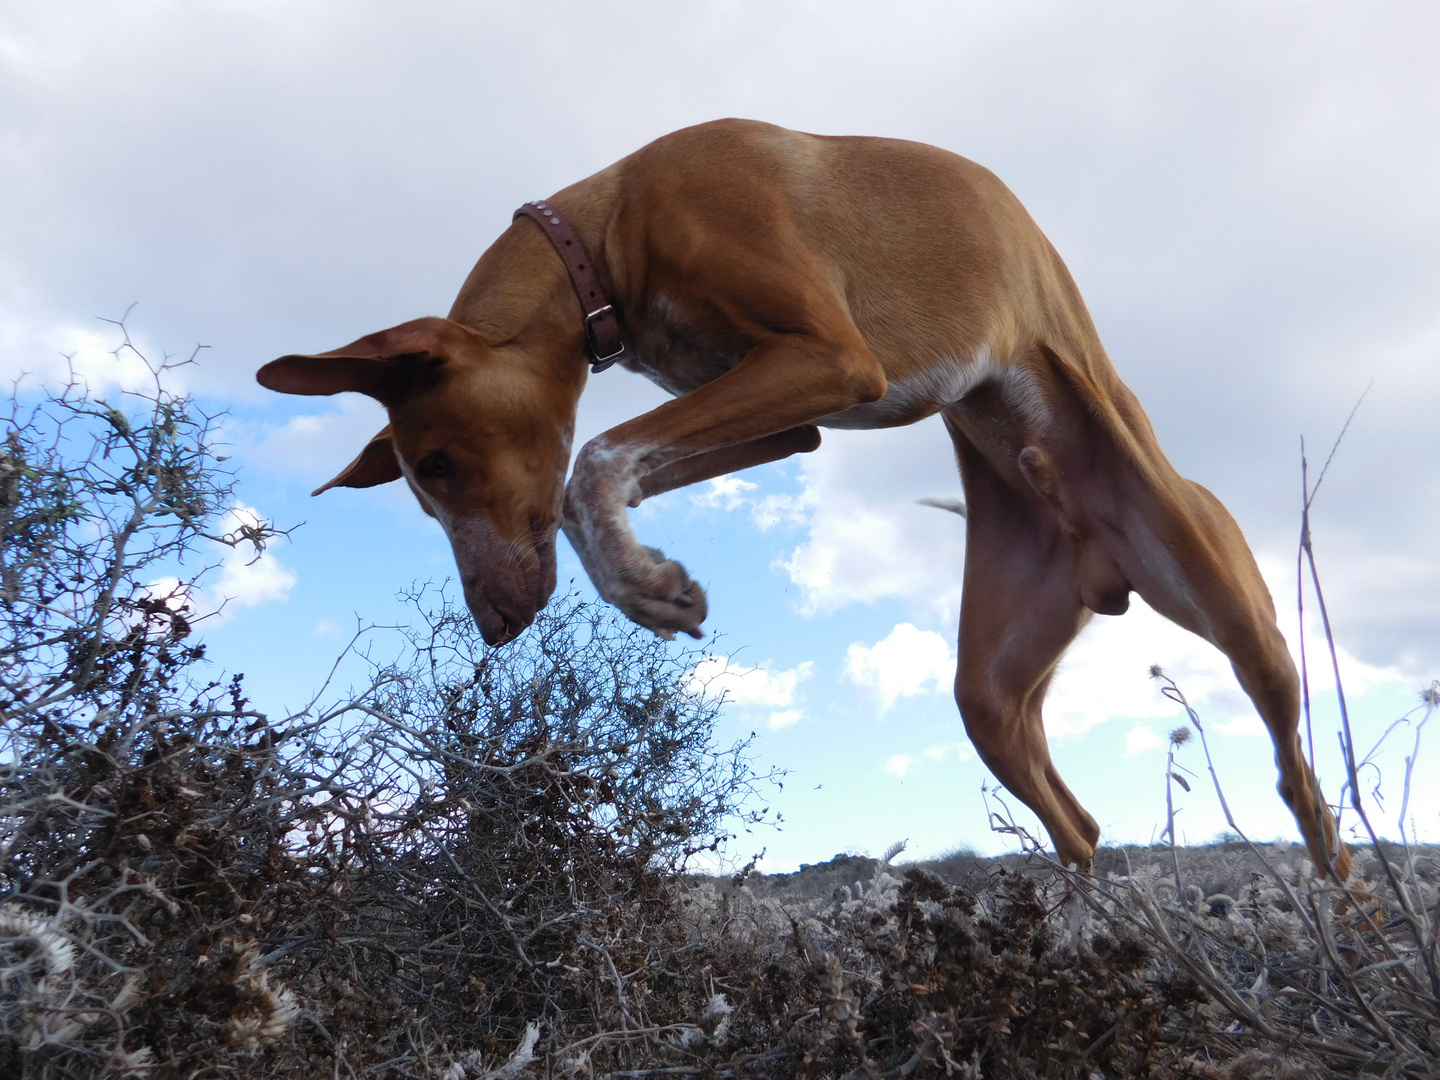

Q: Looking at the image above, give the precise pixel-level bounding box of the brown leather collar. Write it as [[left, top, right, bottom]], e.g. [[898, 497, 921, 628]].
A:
[[514, 201, 630, 372]]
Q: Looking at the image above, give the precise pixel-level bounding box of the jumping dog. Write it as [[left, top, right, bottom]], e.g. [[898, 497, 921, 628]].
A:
[[258, 119, 1348, 878]]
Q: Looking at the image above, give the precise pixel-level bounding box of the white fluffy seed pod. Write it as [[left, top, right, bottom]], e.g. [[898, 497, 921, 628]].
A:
[[440, 1022, 541, 1080], [225, 952, 300, 1050], [0, 904, 75, 995]]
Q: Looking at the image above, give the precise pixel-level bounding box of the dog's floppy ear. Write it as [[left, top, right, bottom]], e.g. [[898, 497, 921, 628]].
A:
[[257, 316, 472, 406], [312, 426, 401, 496]]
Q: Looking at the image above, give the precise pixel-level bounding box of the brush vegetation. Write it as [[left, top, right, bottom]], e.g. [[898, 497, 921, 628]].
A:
[[1, 342, 1436, 1078]]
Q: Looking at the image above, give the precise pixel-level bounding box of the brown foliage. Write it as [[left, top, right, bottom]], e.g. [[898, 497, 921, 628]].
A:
[[3, 337, 1437, 1079]]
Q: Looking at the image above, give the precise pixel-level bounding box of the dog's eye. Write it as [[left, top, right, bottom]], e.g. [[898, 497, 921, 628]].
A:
[[416, 452, 452, 481]]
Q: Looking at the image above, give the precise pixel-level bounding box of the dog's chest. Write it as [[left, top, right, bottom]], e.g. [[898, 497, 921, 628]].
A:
[[622, 294, 747, 396]]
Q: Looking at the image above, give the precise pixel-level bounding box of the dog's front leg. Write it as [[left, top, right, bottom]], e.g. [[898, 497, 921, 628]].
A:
[[563, 335, 885, 639], [563, 436, 709, 639], [634, 425, 822, 504]]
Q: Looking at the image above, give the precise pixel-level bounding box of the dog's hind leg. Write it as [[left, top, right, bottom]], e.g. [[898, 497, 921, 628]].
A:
[[1115, 466, 1352, 879], [975, 350, 1351, 880], [944, 410, 1101, 868]]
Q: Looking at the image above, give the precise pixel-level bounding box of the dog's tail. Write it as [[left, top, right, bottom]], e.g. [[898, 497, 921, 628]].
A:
[[917, 495, 967, 518]]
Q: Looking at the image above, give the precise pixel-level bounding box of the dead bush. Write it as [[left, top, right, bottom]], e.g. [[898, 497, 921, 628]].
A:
[[3, 329, 1433, 1079], [0, 343, 771, 1077]]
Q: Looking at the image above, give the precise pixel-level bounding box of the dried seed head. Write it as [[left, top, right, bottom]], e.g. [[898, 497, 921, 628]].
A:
[[226, 972, 298, 1050], [0, 905, 74, 992], [1169, 727, 1192, 747]]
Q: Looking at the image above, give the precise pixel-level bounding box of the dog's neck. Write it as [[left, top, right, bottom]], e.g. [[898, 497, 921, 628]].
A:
[[451, 218, 580, 338], [446, 207, 611, 437]]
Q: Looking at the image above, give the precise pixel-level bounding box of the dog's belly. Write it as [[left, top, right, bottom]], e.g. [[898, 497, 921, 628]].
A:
[[628, 346, 1008, 431], [820, 350, 1001, 430], [628, 293, 1009, 433]]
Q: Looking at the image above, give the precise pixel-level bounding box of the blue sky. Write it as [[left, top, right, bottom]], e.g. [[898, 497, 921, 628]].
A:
[[3, 1, 1438, 870]]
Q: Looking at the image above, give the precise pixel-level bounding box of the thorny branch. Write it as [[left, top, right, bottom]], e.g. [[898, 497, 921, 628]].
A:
[[2, 331, 1436, 1080]]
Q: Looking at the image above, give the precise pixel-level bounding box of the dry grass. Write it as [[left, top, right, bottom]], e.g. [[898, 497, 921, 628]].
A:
[[2, 337, 1436, 1077]]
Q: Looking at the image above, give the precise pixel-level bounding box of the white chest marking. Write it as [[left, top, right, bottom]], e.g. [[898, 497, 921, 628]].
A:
[[822, 347, 1049, 430]]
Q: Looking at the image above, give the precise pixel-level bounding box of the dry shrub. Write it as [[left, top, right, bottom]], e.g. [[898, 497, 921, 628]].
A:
[[1099, 671, 1440, 1078], [1059, 840, 1440, 1078], [0, 347, 769, 1077], [674, 856, 1206, 1079], [963, 670, 1440, 1078], [697, 832, 1438, 1079], [3, 333, 1435, 1079]]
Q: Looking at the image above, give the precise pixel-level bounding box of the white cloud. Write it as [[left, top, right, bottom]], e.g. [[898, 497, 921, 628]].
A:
[[691, 475, 758, 512], [750, 491, 810, 532], [843, 623, 955, 713], [684, 472, 811, 532], [886, 740, 973, 778], [924, 741, 973, 764], [1125, 725, 1165, 757], [0, 316, 186, 397], [764, 425, 967, 618], [131, 504, 294, 628], [1041, 562, 1410, 740], [768, 709, 803, 730], [140, 505, 296, 626], [886, 754, 915, 777], [781, 503, 914, 613], [689, 654, 812, 708], [1043, 601, 1235, 738], [689, 654, 814, 729], [227, 395, 390, 486], [211, 503, 297, 612]]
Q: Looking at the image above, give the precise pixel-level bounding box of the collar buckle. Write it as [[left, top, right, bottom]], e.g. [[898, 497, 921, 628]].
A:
[[514, 202, 632, 375], [584, 305, 625, 371]]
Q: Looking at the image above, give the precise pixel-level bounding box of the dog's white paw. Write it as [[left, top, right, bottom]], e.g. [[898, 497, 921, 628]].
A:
[[562, 478, 708, 639], [609, 546, 707, 640]]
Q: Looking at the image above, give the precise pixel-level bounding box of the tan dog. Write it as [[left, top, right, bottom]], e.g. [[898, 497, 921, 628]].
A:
[[257, 119, 1349, 878]]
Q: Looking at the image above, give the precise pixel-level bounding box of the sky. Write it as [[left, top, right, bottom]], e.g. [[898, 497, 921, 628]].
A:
[[3, 1, 1438, 871]]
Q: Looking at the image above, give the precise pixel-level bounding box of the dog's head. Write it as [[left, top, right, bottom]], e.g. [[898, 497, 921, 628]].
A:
[[257, 317, 577, 645]]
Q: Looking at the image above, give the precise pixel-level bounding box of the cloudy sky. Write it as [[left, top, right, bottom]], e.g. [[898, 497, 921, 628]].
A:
[[4, 1, 1437, 870]]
